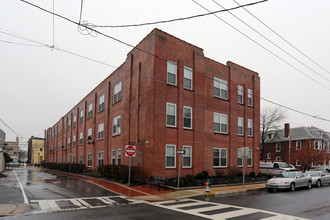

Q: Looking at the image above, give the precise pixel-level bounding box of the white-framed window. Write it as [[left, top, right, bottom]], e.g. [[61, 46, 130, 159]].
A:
[[88, 103, 93, 119], [117, 149, 121, 166], [68, 118, 71, 130], [276, 156, 281, 161], [167, 60, 177, 86], [248, 119, 253, 137], [238, 117, 244, 136], [296, 141, 301, 150], [214, 77, 228, 99], [276, 143, 281, 152], [98, 151, 104, 166], [72, 135, 76, 147], [87, 128, 92, 139], [166, 145, 176, 168], [73, 115, 77, 128], [112, 150, 115, 165], [183, 106, 192, 129], [183, 146, 192, 168], [80, 110, 84, 123], [213, 148, 227, 167], [79, 132, 83, 145], [67, 137, 70, 148], [112, 115, 121, 136], [214, 113, 228, 134], [247, 149, 252, 167], [296, 160, 301, 167], [87, 153, 92, 167], [237, 149, 243, 167], [68, 154, 71, 163], [113, 82, 122, 103], [98, 95, 105, 112], [183, 66, 193, 90], [79, 154, 83, 164], [72, 155, 76, 163], [166, 103, 176, 127], [248, 89, 253, 106], [267, 153, 271, 160], [238, 85, 243, 104], [98, 123, 104, 140], [314, 140, 322, 150]]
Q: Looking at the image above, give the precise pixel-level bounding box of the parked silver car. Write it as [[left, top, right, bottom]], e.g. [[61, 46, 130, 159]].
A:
[[266, 171, 312, 192], [305, 171, 330, 187]]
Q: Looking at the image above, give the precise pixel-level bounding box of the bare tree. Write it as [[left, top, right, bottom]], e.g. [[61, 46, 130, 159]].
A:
[[260, 107, 287, 159]]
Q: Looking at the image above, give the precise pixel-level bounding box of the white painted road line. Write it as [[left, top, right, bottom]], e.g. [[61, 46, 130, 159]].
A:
[[13, 170, 29, 204]]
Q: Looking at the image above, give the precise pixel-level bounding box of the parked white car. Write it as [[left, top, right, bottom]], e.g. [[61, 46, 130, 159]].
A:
[[266, 171, 312, 192], [305, 171, 330, 187]]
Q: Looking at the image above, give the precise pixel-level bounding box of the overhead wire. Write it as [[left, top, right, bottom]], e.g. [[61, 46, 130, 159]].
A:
[[232, 0, 330, 76], [0, 118, 27, 139], [9, 0, 330, 124]]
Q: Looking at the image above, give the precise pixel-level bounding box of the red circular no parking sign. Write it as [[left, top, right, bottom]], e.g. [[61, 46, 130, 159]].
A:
[[125, 145, 136, 157]]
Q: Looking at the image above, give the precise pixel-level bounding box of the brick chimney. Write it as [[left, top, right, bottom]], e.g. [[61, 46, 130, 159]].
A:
[[284, 123, 290, 139]]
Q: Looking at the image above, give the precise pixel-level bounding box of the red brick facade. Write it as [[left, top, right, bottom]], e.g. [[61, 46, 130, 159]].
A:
[[46, 29, 260, 178]]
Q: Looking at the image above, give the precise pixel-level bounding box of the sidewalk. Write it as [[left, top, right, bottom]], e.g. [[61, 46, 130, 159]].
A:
[[45, 169, 266, 201]]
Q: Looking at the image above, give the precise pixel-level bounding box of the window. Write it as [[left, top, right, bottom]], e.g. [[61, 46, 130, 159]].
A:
[[79, 154, 83, 164], [167, 61, 177, 85], [113, 82, 122, 103], [237, 149, 243, 167], [247, 149, 252, 167], [166, 103, 176, 127], [98, 95, 105, 112], [183, 146, 192, 168], [276, 143, 281, 152], [68, 119, 71, 130], [213, 148, 227, 167], [248, 89, 253, 106], [98, 123, 104, 140], [67, 137, 70, 148], [296, 141, 301, 150], [88, 104, 93, 119], [214, 113, 228, 134], [79, 132, 83, 145], [214, 77, 228, 99], [183, 106, 192, 129], [314, 140, 322, 150], [117, 149, 121, 166], [276, 156, 281, 161], [68, 154, 71, 163], [72, 135, 76, 147], [113, 115, 121, 136], [267, 153, 271, 160], [238, 117, 244, 136], [72, 155, 76, 164], [87, 128, 92, 139], [112, 150, 115, 165], [166, 145, 176, 168], [80, 110, 84, 123], [87, 153, 92, 167], [183, 67, 192, 90], [98, 151, 104, 166], [73, 116, 77, 128], [248, 119, 253, 137], [238, 85, 243, 104]]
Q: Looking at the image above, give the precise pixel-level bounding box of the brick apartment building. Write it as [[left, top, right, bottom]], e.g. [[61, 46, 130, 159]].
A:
[[46, 28, 260, 178], [262, 124, 330, 168]]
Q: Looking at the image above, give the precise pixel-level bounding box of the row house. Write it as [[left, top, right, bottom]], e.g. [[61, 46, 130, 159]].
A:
[[46, 28, 260, 178]]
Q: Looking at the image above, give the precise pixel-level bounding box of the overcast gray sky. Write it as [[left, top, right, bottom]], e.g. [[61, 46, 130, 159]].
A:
[[1, 0, 330, 150]]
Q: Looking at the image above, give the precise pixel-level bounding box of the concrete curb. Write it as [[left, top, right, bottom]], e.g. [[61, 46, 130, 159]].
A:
[[0, 204, 30, 217]]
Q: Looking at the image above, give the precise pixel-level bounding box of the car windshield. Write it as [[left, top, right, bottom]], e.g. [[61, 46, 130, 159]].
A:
[[276, 172, 296, 178], [305, 171, 321, 177], [278, 162, 291, 168]]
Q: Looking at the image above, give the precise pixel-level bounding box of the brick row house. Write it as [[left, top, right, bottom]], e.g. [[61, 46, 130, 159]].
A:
[[262, 124, 330, 168], [46, 28, 260, 178]]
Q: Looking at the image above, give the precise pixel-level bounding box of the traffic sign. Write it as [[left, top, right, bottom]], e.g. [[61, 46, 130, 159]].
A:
[[177, 149, 185, 154], [125, 145, 136, 157]]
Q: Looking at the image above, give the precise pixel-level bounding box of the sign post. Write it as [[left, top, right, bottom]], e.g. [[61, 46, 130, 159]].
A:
[[240, 147, 249, 189], [125, 145, 136, 189], [176, 149, 185, 188]]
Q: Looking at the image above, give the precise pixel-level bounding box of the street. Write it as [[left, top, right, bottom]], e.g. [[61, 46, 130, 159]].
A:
[[1, 167, 330, 219]]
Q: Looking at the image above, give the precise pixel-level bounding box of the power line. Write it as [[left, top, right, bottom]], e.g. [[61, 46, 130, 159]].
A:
[[211, 0, 330, 83], [12, 0, 330, 123], [78, 0, 268, 28], [232, 0, 330, 76], [0, 118, 27, 139], [192, 0, 330, 91], [0, 39, 45, 47]]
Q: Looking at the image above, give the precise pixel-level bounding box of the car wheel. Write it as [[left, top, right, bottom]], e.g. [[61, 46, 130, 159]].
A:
[[308, 181, 312, 189], [290, 183, 295, 191], [317, 180, 321, 187]]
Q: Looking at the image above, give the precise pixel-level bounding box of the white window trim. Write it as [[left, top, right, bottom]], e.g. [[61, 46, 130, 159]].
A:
[[238, 85, 244, 104], [276, 143, 281, 152], [238, 117, 244, 136], [296, 160, 301, 167], [79, 132, 83, 145], [98, 151, 104, 166], [112, 115, 121, 136], [248, 119, 253, 137], [183, 66, 193, 90], [166, 102, 177, 127], [276, 156, 281, 161], [296, 140, 301, 150], [98, 95, 105, 112], [213, 148, 227, 168], [214, 112, 228, 134], [237, 149, 243, 167], [214, 77, 228, 100], [247, 149, 253, 167], [87, 128, 92, 138], [267, 153, 271, 160], [113, 82, 122, 103], [117, 149, 121, 165], [248, 89, 253, 107], [182, 145, 192, 168], [88, 104, 93, 118], [167, 60, 177, 86], [165, 144, 176, 168], [112, 150, 116, 164], [87, 153, 92, 167], [183, 106, 192, 129], [98, 123, 104, 140]]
